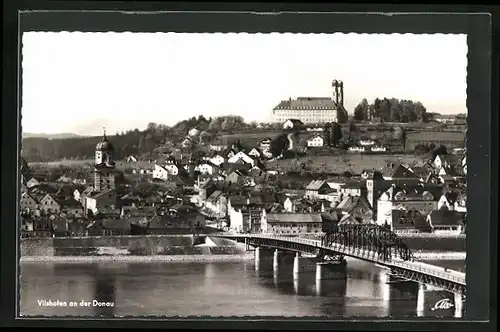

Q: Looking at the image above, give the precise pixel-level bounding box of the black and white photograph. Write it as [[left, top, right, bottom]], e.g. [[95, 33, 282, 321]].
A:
[[19, 31, 469, 318]]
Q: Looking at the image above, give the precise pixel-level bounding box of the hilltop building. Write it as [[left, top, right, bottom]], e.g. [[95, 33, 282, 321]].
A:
[[272, 79, 348, 124]]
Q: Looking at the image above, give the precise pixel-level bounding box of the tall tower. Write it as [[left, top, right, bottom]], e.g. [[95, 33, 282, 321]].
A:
[[332, 79, 339, 104], [94, 129, 116, 192], [338, 80, 344, 106]]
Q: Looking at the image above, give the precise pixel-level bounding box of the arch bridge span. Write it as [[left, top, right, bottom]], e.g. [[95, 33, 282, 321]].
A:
[[211, 223, 466, 295]]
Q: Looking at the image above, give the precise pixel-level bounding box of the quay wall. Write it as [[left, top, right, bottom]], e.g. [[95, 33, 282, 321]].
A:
[[20, 234, 466, 258], [20, 235, 247, 257]]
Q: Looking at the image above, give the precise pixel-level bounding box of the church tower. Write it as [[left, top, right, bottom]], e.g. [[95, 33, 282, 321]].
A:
[[94, 129, 116, 192]]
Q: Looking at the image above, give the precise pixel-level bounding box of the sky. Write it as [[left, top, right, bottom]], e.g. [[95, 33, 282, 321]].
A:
[[21, 32, 468, 136]]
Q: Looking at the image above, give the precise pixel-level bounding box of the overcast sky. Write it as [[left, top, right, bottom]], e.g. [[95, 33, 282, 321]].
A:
[[22, 32, 467, 136]]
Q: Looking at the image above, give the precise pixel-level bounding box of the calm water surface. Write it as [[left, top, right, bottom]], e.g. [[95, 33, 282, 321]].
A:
[[19, 257, 465, 318]]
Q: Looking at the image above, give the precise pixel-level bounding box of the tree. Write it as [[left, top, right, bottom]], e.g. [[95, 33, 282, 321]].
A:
[[330, 122, 342, 147], [270, 134, 290, 158], [323, 122, 332, 147], [354, 98, 369, 121], [431, 145, 448, 160]]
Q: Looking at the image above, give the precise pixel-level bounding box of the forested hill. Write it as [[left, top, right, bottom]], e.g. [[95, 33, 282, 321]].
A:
[[21, 115, 256, 162]]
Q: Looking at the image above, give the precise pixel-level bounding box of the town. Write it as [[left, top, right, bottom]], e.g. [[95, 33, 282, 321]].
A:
[[20, 80, 467, 239]]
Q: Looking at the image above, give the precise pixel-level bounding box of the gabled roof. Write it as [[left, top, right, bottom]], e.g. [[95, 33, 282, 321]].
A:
[[337, 195, 371, 213], [390, 164, 420, 180], [102, 218, 131, 230], [305, 180, 327, 191]]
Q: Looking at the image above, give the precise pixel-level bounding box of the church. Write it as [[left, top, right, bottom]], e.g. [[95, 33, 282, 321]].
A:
[[80, 130, 118, 217]]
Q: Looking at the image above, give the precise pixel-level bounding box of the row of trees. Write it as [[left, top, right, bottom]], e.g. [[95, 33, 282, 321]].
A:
[[21, 115, 261, 162], [353, 98, 433, 123]]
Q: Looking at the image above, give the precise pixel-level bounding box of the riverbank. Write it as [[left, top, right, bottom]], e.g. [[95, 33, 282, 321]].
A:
[[19, 251, 465, 263], [20, 253, 255, 263], [412, 251, 466, 260]]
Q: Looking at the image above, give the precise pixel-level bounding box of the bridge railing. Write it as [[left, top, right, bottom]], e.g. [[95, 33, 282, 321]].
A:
[[212, 233, 466, 285]]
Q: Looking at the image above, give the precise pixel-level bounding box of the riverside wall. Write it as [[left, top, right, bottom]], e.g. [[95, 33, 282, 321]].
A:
[[20, 234, 466, 259], [20, 235, 247, 258]]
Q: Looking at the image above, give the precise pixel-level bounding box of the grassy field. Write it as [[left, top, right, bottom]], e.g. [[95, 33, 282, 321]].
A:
[[269, 153, 427, 175], [217, 131, 280, 146]]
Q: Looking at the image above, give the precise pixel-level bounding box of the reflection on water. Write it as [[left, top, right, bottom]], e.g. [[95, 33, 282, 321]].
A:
[[19, 258, 465, 318]]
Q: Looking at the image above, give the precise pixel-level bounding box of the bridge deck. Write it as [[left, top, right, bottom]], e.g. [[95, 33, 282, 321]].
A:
[[211, 233, 466, 286]]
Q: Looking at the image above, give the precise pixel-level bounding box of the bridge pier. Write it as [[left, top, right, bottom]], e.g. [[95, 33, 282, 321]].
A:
[[315, 260, 347, 280], [254, 246, 261, 266], [417, 283, 462, 318], [293, 253, 316, 278]]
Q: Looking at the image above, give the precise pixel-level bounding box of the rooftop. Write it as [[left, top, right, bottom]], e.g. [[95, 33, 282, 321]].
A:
[[274, 97, 339, 111]]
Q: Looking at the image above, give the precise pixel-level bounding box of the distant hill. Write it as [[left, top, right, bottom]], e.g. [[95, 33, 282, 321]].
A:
[[22, 132, 86, 139]]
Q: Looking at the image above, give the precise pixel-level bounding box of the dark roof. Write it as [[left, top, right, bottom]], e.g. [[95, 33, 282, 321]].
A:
[[341, 180, 366, 189], [61, 198, 83, 209], [392, 210, 430, 231], [102, 218, 131, 230], [390, 164, 421, 180], [427, 210, 464, 226], [274, 97, 338, 110]]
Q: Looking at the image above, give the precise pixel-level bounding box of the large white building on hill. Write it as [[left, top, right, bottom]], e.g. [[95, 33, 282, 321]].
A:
[[272, 79, 348, 124]]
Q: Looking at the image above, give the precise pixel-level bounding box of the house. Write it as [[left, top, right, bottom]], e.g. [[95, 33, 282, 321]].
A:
[[60, 198, 85, 218], [126, 155, 138, 163], [348, 146, 366, 152], [426, 210, 464, 235], [304, 180, 331, 200], [188, 128, 200, 137], [26, 177, 40, 189], [153, 164, 170, 181], [359, 139, 376, 146], [83, 188, 117, 215], [204, 190, 228, 217], [385, 164, 422, 183], [391, 210, 431, 234], [307, 134, 324, 147], [57, 175, 73, 183], [248, 148, 261, 158], [195, 163, 217, 175], [226, 170, 245, 184], [283, 119, 305, 130], [259, 138, 272, 151], [102, 218, 131, 236], [261, 212, 323, 234], [432, 154, 461, 171], [335, 195, 373, 223], [51, 218, 69, 237], [181, 137, 193, 148], [437, 192, 459, 211], [208, 143, 227, 152], [461, 155, 467, 175], [164, 163, 179, 175], [370, 146, 387, 152], [229, 207, 263, 233], [339, 180, 366, 198], [283, 197, 295, 212], [376, 184, 439, 226], [209, 154, 225, 166], [227, 151, 254, 166], [39, 194, 61, 215], [20, 192, 38, 212]]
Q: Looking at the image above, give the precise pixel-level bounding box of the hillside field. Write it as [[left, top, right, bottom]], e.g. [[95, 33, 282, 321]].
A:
[[268, 153, 428, 175]]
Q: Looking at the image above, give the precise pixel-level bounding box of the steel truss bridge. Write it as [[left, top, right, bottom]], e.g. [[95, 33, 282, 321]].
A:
[[212, 224, 466, 295]]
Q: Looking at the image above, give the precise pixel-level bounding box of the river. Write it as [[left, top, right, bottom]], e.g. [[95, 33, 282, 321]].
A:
[[19, 258, 465, 318]]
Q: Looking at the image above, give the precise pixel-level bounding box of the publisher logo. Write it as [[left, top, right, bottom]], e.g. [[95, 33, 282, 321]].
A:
[[431, 298, 454, 311]]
